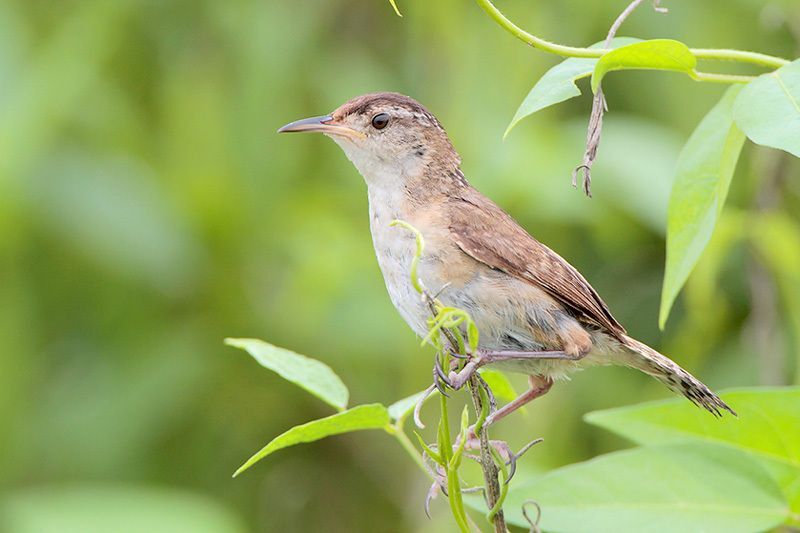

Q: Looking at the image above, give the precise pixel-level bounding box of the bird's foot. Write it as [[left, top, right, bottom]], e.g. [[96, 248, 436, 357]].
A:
[[437, 348, 574, 392], [432, 350, 483, 391]]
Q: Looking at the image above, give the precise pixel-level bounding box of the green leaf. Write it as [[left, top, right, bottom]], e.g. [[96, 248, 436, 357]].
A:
[[506, 38, 638, 136], [659, 86, 745, 327], [387, 388, 437, 423], [586, 387, 800, 468], [502, 444, 789, 533], [733, 58, 800, 158], [233, 403, 389, 477], [591, 39, 697, 93], [478, 369, 518, 403], [0, 485, 247, 533], [414, 431, 442, 465], [225, 338, 348, 411], [388, 0, 402, 17], [586, 387, 800, 519]]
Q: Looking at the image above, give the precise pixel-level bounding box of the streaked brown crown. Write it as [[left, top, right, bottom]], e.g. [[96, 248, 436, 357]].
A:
[[332, 92, 444, 131]]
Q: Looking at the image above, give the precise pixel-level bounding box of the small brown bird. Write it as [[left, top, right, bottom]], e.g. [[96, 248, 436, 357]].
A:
[[279, 92, 734, 421]]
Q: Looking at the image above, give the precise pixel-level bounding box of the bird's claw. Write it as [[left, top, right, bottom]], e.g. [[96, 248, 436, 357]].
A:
[[433, 356, 451, 397], [445, 357, 481, 390]]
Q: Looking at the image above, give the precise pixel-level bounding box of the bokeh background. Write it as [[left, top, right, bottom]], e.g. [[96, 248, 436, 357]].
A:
[[1, 0, 798, 531]]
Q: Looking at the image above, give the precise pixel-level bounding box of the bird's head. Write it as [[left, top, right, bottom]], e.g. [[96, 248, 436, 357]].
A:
[[278, 92, 460, 186]]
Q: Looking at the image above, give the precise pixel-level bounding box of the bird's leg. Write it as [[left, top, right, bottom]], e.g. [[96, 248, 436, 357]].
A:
[[444, 349, 578, 390], [460, 376, 552, 445], [456, 375, 552, 481], [479, 349, 584, 363], [462, 375, 554, 442], [483, 375, 553, 427]]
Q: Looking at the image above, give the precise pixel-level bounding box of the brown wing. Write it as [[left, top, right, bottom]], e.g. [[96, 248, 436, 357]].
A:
[[447, 189, 626, 340]]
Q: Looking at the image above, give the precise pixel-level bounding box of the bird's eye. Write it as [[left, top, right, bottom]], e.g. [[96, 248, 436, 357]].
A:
[[371, 113, 390, 130]]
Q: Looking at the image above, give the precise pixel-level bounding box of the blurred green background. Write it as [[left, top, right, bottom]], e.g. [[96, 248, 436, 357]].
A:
[[1, 0, 798, 531]]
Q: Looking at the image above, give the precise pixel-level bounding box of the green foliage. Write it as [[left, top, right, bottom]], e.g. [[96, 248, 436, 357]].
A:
[[591, 39, 697, 93], [225, 338, 349, 411], [387, 389, 434, 423], [501, 6, 798, 326], [470, 389, 800, 531], [502, 444, 788, 533], [733, 59, 800, 158], [505, 38, 638, 136], [585, 388, 800, 467], [3, 0, 799, 529], [0, 485, 247, 533], [586, 388, 800, 521], [659, 86, 745, 327], [231, 219, 800, 531], [233, 404, 390, 477], [228, 336, 439, 480], [478, 368, 518, 403]]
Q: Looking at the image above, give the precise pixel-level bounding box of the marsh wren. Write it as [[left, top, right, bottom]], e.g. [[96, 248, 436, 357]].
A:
[[279, 92, 734, 420]]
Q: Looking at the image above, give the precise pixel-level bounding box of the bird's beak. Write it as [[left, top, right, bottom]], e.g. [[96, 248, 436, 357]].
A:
[[277, 115, 365, 140]]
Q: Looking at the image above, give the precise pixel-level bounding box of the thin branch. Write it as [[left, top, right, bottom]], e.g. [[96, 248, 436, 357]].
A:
[[605, 0, 651, 47], [475, 0, 602, 58], [475, 0, 791, 69], [691, 47, 791, 68], [574, 0, 658, 196], [468, 375, 507, 533], [690, 70, 755, 84], [390, 424, 434, 478]]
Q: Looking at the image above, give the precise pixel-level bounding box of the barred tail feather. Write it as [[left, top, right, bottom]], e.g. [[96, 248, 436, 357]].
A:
[[621, 335, 736, 417]]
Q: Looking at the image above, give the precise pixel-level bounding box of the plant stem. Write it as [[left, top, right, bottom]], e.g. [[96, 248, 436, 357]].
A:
[[690, 70, 755, 84], [389, 424, 432, 478], [468, 376, 507, 533], [439, 389, 470, 532], [691, 48, 790, 69], [475, 0, 791, 69], [476, 0, 601, 58]]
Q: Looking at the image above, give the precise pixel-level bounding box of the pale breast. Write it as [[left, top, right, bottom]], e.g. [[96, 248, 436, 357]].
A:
[[367, 186, 433, 337]]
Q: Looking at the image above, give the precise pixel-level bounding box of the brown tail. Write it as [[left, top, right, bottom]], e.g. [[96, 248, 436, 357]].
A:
[[621, 335, 736, 417]]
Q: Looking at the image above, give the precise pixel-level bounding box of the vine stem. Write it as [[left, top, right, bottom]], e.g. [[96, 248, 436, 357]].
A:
[[475, 0, 790, 69], [468, 375, 507, 533], [439, 390, 471, 532], [388, 424, 432, 478], [690, 71, 755, 84]]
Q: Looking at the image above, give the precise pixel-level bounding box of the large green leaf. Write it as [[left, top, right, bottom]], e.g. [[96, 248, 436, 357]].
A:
[[591, 39, 697, 93], [585, 388, 800, 468], [233, 403, 389, 477], [586, 388, 800, 519], [659, 86, 745, 327], [733, 59, 800, 158], [225, 338, 348, 411], [0, 485, 246, 533], [505, 38, 638, 136], [501, 444, 789, 533]]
